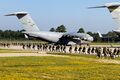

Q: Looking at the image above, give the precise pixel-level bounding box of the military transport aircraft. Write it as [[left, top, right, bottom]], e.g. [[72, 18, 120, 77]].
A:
[[5, 12, 93, 45], [88, 2, 120, 36]]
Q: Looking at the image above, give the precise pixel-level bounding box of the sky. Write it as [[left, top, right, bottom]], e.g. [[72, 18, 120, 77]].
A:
[[0, 0, 120, 33]]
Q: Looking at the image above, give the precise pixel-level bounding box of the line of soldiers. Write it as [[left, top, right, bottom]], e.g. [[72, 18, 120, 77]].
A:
[[72, 46, 120, 59], [95, 47, 120, 59], [22, 43, 120, 59], [22, 43, 67, 53], [0, 43, 10, 48], [0, 42, 120, 59]]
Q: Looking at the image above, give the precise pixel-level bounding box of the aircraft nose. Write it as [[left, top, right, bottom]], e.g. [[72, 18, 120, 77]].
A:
[[88, 37, 94, 42]]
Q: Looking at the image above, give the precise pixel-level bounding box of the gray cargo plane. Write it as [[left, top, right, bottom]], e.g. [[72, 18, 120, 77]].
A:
[[88, 2, 120, 36], [5, 12, 93, 45]]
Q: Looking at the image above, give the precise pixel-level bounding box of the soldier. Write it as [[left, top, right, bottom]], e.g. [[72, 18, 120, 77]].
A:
[[69, 46, 72, 53], [48, 45, 52, 52], [109, 49, 114, 59], [26, 44, 30, 49], [63, 45, 66, 53], [78, 46, 82, 54], [95, 47, 98, 57], [82, 46, 86, 54], [26, 44, 29, 49], [32, 44, 35, 50], [60, 45, 64, 52], [28, 43, 31, 49], [74, 46, 78, 53], [96, 47, 102, 58], [107, 48, 111, 58], [87, 47, 91, 54], [52, 45, 55, 52], [45, 44, 48, 51], [91, 47, 95, 54], [3, 43, 6, 47], [22, 44, 25, 50], [106, 47, 110, 56], [116, 48, 120, 57], [56, 45, 60, 52], [7, 43, 10, 48], [58, 45, 61, 52], [39, 44, 42, 51], [43, 44, 46, 51], [103, 47, 107, 58], [37, 44, 40, 50], [113, 48, 117, 58]]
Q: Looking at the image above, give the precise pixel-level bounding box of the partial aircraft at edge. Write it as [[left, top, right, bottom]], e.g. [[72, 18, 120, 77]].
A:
[[5, 12, 93, 45], [88, 2, 120, 36]]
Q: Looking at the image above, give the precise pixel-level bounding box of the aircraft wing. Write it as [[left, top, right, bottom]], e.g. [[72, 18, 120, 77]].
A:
[[62, 32, 79, 38], [62, 32, 89, 40], [57, 32, 89, 45]]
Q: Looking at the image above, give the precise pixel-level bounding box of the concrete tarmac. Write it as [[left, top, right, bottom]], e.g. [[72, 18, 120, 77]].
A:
[[0, 53, 68, 57]]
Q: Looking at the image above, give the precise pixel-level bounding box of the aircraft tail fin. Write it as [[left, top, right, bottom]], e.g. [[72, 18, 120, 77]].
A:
[[5, 12, 40, 32], [97, 31, 103, 38], [106, 3, 120, 32], [24, 34, 29, 39], [89, 2, 120, 32]]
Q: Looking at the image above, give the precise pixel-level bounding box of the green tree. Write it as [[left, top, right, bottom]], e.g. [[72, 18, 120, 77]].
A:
[[49, 28, 56, 32], [106, 31, 117, 37], [87, 31, 93, 36], [56, 25, 66, 32], [90, 33, 101, 42], [106, 31, 117, 42], [77, 28, 85, 33], [0, 29, 25, 40], [0, 30, 3, 39]]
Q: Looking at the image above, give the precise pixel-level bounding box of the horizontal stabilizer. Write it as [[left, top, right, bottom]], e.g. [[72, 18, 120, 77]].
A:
[[88, 6, 106, 9], [88, 2, 120, 9], [5, 12, 28, 16]]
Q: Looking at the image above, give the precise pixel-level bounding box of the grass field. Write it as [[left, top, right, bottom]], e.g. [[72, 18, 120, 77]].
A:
[[0, 52, 119, 80], [91, 42, 120, 45]]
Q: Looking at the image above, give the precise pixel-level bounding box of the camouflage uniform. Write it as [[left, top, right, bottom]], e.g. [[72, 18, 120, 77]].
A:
[[69, 46, 72, 53], [78, 46, 82, 54], [82, 46, 86, 54], [74, 46, 78, 53], [87, 47, 91, 54]]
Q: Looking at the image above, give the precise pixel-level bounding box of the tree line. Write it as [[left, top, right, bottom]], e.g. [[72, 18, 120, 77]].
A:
[[0, 25, 119, 42], [0, 30, 25, 40], [49, 25, 119, 42]]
